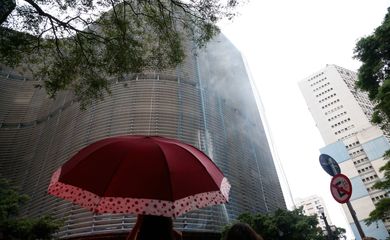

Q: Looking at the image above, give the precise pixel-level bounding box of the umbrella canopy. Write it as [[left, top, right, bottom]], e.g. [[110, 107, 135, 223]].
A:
[[48, 135, 230, 217]]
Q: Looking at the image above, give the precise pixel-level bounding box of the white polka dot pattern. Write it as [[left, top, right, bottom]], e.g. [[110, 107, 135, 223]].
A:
[[48, 168, 231, 217]]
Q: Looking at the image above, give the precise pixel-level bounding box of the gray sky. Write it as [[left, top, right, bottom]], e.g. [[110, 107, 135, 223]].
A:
[[220, 0, 390, 239]]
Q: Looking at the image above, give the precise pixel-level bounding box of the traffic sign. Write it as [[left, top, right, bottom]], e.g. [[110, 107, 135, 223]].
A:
[[330, 174, 352, 203], [319, 154, 341, 176]]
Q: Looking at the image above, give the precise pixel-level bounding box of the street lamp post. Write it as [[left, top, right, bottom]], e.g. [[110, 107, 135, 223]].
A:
[[319, 207, 333, 240]]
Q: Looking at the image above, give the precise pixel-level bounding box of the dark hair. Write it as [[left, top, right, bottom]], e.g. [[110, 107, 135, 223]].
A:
[[225, 223, 263, 240], [137, 215, 175, 240]]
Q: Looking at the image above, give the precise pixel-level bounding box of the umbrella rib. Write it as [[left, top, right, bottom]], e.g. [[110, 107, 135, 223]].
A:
[[99, 149, 131, 199], [157, 138, 223, 184], [49, 136, 230, 217], [61, 139, 123, 177], [173, 143, 222, 189], [154, 142, 174, 202], [154, 138, 224, 196]]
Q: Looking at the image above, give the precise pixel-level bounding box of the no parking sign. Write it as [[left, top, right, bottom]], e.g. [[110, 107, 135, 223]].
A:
[[330, 173, 352, 203], [319, 155, 365, 238]]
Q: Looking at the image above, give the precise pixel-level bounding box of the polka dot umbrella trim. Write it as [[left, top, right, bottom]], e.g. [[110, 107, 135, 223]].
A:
[[47, 135, 230, 217]]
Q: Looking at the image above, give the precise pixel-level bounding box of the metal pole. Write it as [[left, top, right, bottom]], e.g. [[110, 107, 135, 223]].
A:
[[346, 201, 365, 239], [321, 212, 333, 240]]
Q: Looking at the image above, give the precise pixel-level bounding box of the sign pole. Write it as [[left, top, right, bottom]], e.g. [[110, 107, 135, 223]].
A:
[[319, 155, 367, 239], [346, 201, 365, 239]]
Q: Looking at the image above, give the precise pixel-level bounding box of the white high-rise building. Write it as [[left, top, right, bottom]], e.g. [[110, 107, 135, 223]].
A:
[[295, 195, 332, 231], [299, 64, 390, 240]]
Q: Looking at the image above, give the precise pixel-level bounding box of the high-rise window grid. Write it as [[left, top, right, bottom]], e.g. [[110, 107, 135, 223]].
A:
[[299, 65, 390, 238], [0, 34, 286, 238]]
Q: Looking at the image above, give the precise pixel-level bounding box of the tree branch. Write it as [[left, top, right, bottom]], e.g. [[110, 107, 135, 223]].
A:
[[22, 0, 107, 42], [0, 0, 16, 24], [48, 17, 63, 58]]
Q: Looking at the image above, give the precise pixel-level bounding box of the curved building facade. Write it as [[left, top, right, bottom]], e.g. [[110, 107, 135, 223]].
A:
[[0, 34, 286, 238]]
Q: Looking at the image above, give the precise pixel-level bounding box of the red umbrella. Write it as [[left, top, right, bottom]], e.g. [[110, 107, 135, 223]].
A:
[[48, 135, 230, 217]]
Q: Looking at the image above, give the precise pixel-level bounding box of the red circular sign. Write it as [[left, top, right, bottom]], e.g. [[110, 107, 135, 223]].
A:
[[330, 174, 352, 203]]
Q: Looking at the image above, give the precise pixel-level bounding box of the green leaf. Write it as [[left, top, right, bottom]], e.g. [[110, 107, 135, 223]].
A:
[[354, 7, 390, 134], [1, 0, 241, 109]]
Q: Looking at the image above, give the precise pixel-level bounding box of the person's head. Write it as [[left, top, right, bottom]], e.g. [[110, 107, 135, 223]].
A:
[[137, 215, 174, 240], [225, 223, 263, 240]]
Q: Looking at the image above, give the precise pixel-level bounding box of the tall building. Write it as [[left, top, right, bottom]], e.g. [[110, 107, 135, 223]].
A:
[[295, 195, 332, 231], [0, 33, 286, 238], [299, 64, 390, 240]]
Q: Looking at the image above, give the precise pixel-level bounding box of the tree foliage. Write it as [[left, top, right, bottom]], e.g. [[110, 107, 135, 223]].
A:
[[0, 0, 241, 108], [222, 208, 345, 240], [331, 227, 346, 240], [354, 7, 390, 226], [365, 150, 390, 225], [0, 178, 62, 239], [354, 7, 390, 133]]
